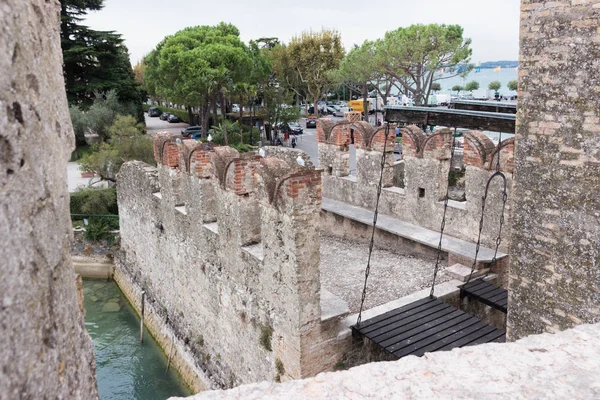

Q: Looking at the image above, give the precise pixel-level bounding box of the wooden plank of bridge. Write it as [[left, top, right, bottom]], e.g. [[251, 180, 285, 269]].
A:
[[461, 278, 508, 313], [352, 297, 506, 360]]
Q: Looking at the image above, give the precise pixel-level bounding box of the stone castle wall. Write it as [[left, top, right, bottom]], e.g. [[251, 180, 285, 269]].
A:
[[508, 0, 600, 339], [116, 135, 346, 389], [0, 1, 98, 398], [317, 119, 515, 271]]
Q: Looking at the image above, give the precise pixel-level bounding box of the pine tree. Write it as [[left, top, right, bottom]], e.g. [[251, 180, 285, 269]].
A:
[[60, 0, 141, 112]]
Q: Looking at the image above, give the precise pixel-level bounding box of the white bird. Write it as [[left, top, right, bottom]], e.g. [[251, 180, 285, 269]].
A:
[[296, 156, 305, 167], [207, 134, 213, 142], [258, 148, 266, 158], [175, 138, 182, 144]]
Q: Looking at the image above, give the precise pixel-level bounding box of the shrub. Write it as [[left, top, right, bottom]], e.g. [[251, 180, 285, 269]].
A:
[[84, 217, 119, 241], [70, 187, 118, 215], [80, 115, 155, 182]]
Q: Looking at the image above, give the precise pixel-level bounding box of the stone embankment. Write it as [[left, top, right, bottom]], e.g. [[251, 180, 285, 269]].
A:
[[172, 323, 600, 399]]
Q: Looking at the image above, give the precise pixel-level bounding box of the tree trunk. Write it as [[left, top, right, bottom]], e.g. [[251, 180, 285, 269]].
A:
[[220, 92, 228, 146], [200, 102, 210, 140], [313, 99, 319, 118], [212, 98, 218, 129], [248, 96, 254, 145], [239, 94, 244, 144], [187, 105, 193, 126], [362, 83, 368, 121]]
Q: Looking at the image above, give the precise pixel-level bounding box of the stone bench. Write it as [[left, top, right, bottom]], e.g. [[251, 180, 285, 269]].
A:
[[321, 198, 507, 265]]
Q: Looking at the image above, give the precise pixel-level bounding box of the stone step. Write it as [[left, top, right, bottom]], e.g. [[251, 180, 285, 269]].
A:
[[445, 263, 489, 282]]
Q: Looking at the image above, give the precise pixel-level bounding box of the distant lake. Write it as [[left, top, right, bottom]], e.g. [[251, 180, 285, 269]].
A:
[[436, 68, 519, 95]]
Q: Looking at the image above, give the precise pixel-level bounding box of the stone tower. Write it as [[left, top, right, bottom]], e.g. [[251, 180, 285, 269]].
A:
[[508, 0, 600, 339], [0, 1, 99, 398]]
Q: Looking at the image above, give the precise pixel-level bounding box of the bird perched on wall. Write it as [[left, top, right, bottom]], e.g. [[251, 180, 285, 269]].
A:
[[207, 134, 213, 142], [258, 148, 266, 158], [175, 138, 182, 144], [296, 156, 305, 167]]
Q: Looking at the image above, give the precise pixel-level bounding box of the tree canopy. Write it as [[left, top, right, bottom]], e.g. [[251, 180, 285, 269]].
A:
[[452, 85, 463, 94], [377, 24, 472, 105], [464, 80, 480, 91], [507, 80, 518, 91], [489, 80, 502, 92], [275, 29, 345, 114], [60, 0, 141, 109], [144, 23, 252, 136], [328, 41, 377, 113]]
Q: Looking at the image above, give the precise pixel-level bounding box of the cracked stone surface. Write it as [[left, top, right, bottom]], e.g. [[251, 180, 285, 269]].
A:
[[319, 235, 448, 313]]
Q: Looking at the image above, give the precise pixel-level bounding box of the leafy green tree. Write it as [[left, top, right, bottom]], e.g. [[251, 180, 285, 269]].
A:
[[69, 90, 139, 144], [80, 115, 154, 182], [489, 81, 502, 92], [452, 85, 464, 94], [282, 29, 345, 115], [270, 42, 307, 104], [431, 82, 441, 92], [507, 80, 518, 91], [377, 24, 472, 105], [328, 41, 377, 116], [452, 85, 464, 95], [464, 81, 480, 91], [60, 0, 141, 111], [145, 23, 252, 139]]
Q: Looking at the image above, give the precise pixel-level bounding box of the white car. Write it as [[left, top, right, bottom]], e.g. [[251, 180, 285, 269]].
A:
[[231, 104, 240, 113], [334, 106, 352, 117]]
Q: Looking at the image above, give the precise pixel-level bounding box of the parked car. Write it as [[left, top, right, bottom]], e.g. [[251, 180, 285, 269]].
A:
[[148, 107, 161, 117], [159, 112, 169, 121], [231, 104, 240, 113], [168, 114, 181, 123], [326, 106, 336, 115], [306, 116, 317, 129], [181, 126, 202, 138], [278, 122, 303, 135]]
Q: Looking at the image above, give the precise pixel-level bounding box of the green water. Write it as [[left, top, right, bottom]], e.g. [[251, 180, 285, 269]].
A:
[[84, 280, 190, 400]]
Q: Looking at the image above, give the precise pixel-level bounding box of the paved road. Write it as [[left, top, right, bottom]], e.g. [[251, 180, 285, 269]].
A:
[[145, 113, 189, 135], [144, 112, 394, 174], [67, 162, 107, 192]]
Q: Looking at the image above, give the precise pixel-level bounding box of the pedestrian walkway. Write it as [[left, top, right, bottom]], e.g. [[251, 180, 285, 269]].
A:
[[321, 198, 506, 263]]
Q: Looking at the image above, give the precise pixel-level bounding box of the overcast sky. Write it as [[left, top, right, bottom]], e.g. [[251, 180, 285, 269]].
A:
[[83, 0, 520, 66]]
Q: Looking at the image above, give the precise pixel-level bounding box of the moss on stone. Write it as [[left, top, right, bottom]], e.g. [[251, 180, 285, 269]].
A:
[[259, 324, 273, 351]]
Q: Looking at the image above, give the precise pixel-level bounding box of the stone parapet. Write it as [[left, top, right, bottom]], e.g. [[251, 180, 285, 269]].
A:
[[173, 323, 600, 400], [321, 121, 515, 266], [117, 138, 342, 388]]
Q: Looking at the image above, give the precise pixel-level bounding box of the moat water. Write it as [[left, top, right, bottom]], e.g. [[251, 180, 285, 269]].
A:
[[83, 280, 190, 400]]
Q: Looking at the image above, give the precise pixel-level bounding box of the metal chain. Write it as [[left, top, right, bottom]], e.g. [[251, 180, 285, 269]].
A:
[[465, 133, 508, 284], [485, 132, 508, 277], [430, 129, 457, 298], [356, 123, 391, 327]]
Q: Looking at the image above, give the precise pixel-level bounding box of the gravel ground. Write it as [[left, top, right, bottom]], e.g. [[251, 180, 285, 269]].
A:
[[319, 235, 449, 313]]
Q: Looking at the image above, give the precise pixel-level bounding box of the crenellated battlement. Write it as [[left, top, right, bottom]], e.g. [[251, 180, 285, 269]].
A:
[[319, 119, 515, 268], [117, 133, 331, 389], [463, 130, 514, 172], [151, 132, 322, 209]]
